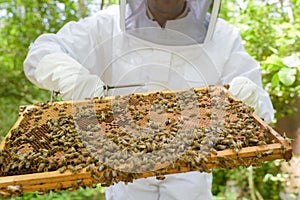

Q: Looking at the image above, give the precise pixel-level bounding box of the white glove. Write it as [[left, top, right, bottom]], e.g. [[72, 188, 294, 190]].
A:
[[229, 76, 260, 115], [35, 53, 105, 100]]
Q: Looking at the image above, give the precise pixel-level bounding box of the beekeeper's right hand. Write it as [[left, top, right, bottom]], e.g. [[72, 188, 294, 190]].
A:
[[35, 53, 105, 100]]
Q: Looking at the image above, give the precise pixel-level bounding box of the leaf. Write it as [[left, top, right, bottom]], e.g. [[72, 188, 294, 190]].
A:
[[265, 55, 282, 64], [278, 68, 297, 86], [262, 55, 285, 71], [271, 73, 280, 87], [268, 46, 279, 54], [282, 53, 300, 68], [266, 63, 282, 72]]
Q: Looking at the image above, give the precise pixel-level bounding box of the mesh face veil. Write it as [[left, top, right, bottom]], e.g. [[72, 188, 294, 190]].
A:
[[120, 0, 221, 44], [127, 0, 144, 11]]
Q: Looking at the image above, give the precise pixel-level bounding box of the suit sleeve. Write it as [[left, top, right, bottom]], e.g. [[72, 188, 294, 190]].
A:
[[23, 10, 115, 90], [218, 22, 274, 122]]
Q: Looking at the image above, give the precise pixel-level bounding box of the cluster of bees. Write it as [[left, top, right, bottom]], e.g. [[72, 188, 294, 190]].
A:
[[0, 86, 278, 192]]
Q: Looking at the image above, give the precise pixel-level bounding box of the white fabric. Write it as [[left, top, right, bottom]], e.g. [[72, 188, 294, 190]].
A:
[[125, 0, 212, 44], [127, 0, 143, 11], [204, 0, 221, 43], [106, 172, 212, 200], [104, 28, 219, 95], [23, 2, 274, 200], [229, 76, 273, 122], [229, 76, 259, 110], [35, 53, 105, 100]]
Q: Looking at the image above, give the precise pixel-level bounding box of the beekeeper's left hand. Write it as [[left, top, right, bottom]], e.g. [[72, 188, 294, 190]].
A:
[[229, 76, 260, 114]]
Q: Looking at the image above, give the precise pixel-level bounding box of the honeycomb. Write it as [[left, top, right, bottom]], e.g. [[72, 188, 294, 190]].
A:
[[0, 86, 292, 193]]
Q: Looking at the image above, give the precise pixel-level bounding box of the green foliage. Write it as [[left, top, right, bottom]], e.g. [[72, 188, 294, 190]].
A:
[[254, 161, 287, 199], [212, 162, 290, 200], [219, 0, 300, 120], [261, 53, 300, 119], [3, 185, 105, 200], [0, 68, 49, 140], [219, 0, 300, 60], [0, 0, 86, 138]]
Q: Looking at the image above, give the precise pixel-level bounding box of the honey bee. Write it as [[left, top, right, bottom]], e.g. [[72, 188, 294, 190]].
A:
[[58, 166, 66, 173], [210, 148, 218, 155], [37, 163, 45, 172], [156, 175, 166, 181], [6, 185, 21, 194], [263, 150, 273, 156]]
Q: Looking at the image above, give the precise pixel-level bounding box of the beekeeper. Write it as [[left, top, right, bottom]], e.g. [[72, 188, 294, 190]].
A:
[[23, 0, 274, 199]]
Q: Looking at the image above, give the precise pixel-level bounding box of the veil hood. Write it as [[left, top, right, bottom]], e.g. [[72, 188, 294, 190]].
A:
[[120, 0, 221, 44]]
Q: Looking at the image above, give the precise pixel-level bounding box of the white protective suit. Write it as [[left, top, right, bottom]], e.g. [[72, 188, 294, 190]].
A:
[[23, 0, 274, 199]]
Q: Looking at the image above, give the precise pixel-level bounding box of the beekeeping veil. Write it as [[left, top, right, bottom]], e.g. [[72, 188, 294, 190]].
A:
[[119, 0, 221, 45]]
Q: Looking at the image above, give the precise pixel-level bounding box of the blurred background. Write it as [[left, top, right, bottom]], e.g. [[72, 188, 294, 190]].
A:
[[0, 0, 299, 199]]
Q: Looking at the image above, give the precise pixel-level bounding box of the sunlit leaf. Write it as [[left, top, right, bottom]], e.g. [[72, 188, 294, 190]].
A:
[[282, 53, 300, 68], [271, 73, 280, 87], [263, 55, 284, 66], [278, 68, 297, 86]]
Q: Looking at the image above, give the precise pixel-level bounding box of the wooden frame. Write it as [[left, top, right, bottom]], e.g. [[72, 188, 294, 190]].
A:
[[0, 87, 292, 196]]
